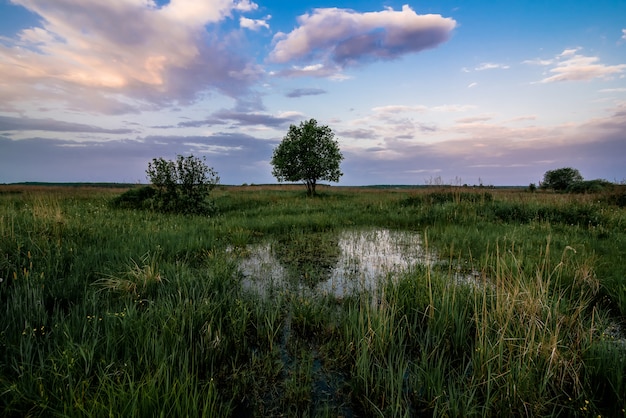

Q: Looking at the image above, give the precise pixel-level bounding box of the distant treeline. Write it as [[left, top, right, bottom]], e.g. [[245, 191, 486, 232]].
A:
[[4, 182, 137, 188]]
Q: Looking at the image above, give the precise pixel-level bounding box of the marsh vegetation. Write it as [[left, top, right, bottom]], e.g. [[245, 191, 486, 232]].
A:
[[1, 184, 625, 416]]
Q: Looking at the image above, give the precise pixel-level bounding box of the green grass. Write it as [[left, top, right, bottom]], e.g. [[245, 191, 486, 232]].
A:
[[1, 185, 625, 416]]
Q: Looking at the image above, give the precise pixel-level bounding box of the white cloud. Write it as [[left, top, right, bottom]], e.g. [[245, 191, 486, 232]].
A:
[[599, 88, 626, 93], [234, 0, 258, 12], [372, 105, 427, 114], [269, 5, 456, 71], [523, 58, 553, 66], [475, 62, 510, 71], [467, 82, 478, 88], [274, 63, 351, 80], [456, 115, 492, 124], [528, 48, 626, 83], [240, 16, 270, 31], [161, 0, 245, 25], [622, 28, 626, 40], [559, 48, 580, 57], [431, 104, 476, 112]]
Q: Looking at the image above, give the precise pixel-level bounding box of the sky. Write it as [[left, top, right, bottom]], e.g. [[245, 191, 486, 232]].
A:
[[0, 0, 625, 186]]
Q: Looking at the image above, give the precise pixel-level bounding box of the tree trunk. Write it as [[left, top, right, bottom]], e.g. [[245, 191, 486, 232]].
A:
[[305, 179, 316, 196]]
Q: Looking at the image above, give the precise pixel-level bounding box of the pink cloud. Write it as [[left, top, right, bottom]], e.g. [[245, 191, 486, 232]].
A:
[[0, 0, 262, 114]]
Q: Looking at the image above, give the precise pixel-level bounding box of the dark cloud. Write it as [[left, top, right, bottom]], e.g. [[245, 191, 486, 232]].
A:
[[337, 128, 378, 139], [0, 115, 135, 134], [177, 117, 227, 128], [285, 88, 327, 98]]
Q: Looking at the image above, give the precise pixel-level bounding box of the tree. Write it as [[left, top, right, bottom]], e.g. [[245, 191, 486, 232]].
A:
[[146, 154, 219, 214], [541, 167, 583, 191], [271, 119, 343, 196]]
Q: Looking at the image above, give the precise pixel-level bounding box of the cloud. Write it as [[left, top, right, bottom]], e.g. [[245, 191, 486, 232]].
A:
[[234, 0, 258, 12], [622, 29, 626, 41], [0, 0, 263, 114], [599, 88, 626, 93], [0, 115, 134, 134], [475, 62, 510, 71], [456, 115, 492, 124], [272, 63, 350, 79], [340, 104, 626, 185], [240, 16, 270, 31], [467, 82, 478, 88], [337, 128, 378, 140], [337, 100, 626, 185], [506, 115, 537, 123], [527, 48, 626, 83], [0, 131, 277, 184], [177, 118, 227, 128], [430, 104, 476, 112], [285, 88, 327, 98], [372, 105, 428, 114], [211, 109, 302, 126], [269, 5, 456, 73]]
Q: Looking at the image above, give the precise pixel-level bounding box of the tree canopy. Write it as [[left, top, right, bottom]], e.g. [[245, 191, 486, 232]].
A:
[[271, 119, 343, 196], [541, 167, 583, 191]]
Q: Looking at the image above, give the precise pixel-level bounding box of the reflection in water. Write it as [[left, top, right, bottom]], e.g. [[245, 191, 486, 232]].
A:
[[239, 229, 437, 298], [273, 232, 341, 288]]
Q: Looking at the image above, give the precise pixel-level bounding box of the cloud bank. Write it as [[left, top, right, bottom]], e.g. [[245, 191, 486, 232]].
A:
[[0, 115, 134, 134], [0, 0, 262, 114]]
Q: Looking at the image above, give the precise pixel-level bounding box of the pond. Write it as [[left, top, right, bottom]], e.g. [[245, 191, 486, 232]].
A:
[[237, 228, 438, 298]]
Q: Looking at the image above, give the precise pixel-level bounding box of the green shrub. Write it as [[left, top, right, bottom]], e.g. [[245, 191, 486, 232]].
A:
[[566, 179, 613, 194], [110, 186, 156, 209], [146, 154, 220, 215]]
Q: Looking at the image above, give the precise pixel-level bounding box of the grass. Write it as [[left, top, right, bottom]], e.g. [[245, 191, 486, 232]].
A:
[[1, 184, 625, 416]]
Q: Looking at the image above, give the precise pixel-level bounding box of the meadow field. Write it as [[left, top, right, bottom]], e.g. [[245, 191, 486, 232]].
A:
[[1, 184, 625, 417]]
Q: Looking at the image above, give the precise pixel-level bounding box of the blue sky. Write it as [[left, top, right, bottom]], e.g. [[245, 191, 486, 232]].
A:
[[0, 0, 624, 186]]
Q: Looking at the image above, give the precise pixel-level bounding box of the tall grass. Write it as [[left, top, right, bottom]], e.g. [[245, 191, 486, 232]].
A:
[[1, 185, 624, 416]]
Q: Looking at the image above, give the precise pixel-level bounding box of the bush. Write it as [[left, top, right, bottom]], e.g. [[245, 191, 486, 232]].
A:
[[110, 186, 156, 209], [146, 155, 219, 215], [541, 167, 583, 191], [566, 179, 613, 194], [599, 185, 626, 207]]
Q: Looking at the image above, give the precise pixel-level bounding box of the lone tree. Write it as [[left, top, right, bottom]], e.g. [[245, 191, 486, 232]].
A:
[[271, 119, 343, 196], [146, 154, 219, 214], [541, 167, 583, 191]]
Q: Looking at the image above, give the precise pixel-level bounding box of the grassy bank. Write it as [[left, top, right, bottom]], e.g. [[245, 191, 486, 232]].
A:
[[1, 185, 625, 416]]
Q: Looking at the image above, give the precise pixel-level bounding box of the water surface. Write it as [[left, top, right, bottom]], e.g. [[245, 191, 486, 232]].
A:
[[238, 228, 438, 298]]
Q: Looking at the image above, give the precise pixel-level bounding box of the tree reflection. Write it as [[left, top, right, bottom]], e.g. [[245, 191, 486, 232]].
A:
[[272, 231, 341, 288]]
